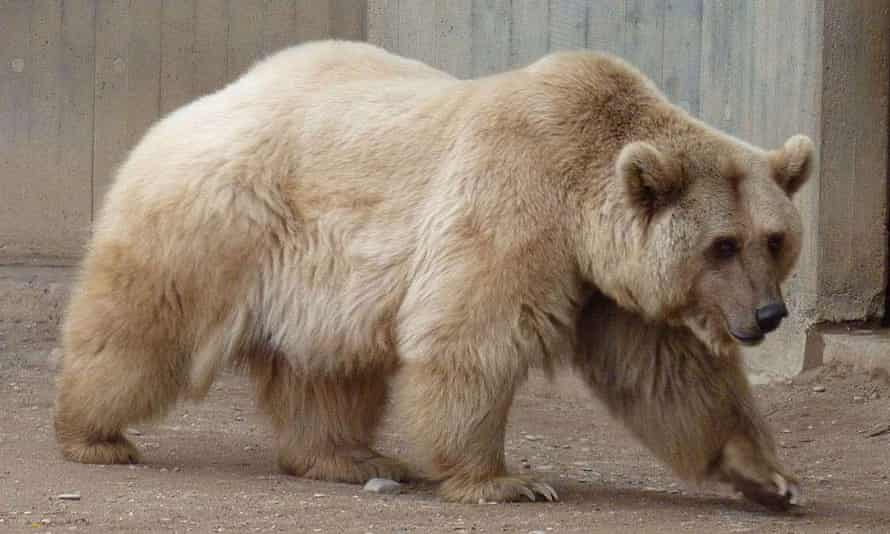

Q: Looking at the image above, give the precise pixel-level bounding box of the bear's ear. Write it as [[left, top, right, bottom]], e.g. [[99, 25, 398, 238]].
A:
[[617, 141, 686, 214], [769, 134, 814, 197]]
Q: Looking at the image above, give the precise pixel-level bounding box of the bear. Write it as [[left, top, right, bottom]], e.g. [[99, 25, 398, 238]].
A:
[[54, 40, 813, 509]]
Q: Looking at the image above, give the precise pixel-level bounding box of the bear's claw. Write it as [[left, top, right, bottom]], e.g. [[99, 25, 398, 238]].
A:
[[733, 472, 803, 511], [528, 480, 559, 502], [440, 475, 558, 503]]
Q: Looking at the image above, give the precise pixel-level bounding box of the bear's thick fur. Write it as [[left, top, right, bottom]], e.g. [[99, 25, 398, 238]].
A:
[[54, 41, 812, 509]]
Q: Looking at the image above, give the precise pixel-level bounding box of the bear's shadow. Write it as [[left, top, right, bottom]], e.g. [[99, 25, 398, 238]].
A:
[[135, 439, 866, 521]]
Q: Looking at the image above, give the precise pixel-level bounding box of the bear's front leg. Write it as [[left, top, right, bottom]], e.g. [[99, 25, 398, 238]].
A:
[[574, 296, 800, 511], [394, 353, 557, 503]]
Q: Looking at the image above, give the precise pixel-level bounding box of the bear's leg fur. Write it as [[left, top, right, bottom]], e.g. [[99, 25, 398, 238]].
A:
[[395, 356, 557, 503], [54, 247, 189, 465], [247, 353, 412, 484], [573, 296, 800, 510], [55, 355, 173, 465], [54, 312, 181, 464]]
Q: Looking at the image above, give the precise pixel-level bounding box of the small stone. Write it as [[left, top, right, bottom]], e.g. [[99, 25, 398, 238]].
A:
[[127, 428, 142, 436], [524, 435, 541, 441], [363, 478, 402, 495], [313, 493, 327, 498], [536, 464, 555, 472], [57, 493, 81, 501], [530, 531, 547, 534], [812, 385, 826, 392], [853, 396, 866, 403], [866, 423, 890, 438], [781, 429, 791, 434]]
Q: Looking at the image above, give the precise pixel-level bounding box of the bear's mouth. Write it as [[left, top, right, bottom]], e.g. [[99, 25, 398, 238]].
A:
[[730, 330, 765, 347]]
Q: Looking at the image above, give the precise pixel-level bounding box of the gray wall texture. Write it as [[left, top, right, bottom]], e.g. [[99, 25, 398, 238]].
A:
[[1, 1, 888, 376], [0, 0, 365, 261]]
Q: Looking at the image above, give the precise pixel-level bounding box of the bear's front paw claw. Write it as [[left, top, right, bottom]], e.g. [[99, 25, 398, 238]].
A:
[[530, 480, 558, 502], [773, 473, 803, 507], [733, 471, 803, 511], [785, 480, 803, 507], [517, 484, 537, 502]]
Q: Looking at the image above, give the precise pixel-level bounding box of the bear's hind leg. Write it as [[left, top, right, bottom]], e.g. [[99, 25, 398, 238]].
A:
[[55, 332, 182, 465], [54, 241, 193, 465], [574, 298, 800, 510], [248, 354, 411, 484]]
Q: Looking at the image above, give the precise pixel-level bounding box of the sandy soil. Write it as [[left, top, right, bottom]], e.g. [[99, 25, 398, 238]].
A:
[[2, 330, 890, 533]]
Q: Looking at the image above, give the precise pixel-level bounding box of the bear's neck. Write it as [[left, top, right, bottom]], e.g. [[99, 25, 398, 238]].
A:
[[466, 66, 698, 320]]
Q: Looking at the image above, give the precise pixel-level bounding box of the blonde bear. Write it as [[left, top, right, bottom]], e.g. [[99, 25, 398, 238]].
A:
[[55, 41, 812, 509]]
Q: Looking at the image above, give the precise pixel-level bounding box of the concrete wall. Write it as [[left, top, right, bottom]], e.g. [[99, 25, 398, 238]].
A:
[[0, 0, 365, 263], [1, 1, 888, 377]]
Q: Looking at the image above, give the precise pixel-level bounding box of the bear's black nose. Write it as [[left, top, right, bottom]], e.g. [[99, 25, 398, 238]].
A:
[[756, 303, 788, 334]]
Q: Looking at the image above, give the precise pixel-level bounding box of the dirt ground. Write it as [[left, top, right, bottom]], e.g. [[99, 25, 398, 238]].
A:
[[2, 324, 890, 533]]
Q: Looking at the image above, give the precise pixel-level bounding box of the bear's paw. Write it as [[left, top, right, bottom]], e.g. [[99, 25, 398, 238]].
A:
[[59, 434, 140, 465], [439, 474, 558, 504]]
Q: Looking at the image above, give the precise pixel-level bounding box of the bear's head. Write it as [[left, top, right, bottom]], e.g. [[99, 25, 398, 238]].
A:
[[609, 133, 814, 354]]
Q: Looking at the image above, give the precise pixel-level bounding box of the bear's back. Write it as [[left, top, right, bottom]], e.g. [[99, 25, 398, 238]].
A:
[[98, 42, 462, 229]]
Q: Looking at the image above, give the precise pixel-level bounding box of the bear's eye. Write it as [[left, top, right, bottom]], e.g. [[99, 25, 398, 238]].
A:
[[711, 237, 740, 260], [767, 233, 784, 255]]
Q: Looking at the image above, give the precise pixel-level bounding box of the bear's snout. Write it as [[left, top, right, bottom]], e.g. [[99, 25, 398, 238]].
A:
[[728, 301, 787, 345], [755, 302, 788, 334]]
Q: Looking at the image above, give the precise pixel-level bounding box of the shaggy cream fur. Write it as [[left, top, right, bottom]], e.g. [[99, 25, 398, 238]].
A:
[[55, 41, 811, 509]]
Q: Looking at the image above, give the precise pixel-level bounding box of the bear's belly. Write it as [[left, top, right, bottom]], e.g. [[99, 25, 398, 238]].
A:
[[245, 231, 411, 377]]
